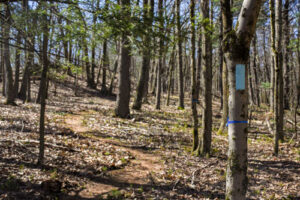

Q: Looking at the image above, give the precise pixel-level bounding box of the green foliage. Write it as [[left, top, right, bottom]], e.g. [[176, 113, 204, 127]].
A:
[[217, 129, 228, 136], [177, 106, 184, 110], [261, 82, 271, 89]]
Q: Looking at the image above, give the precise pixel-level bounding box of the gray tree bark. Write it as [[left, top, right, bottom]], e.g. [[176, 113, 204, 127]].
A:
[[13, 32, 21, 99], [176, 0, 184, 109], [155, 0, 163, 110], [190, 0, 199, 151], [283, 0, 290, 110], [221, 0, 263, 199], [133, 0, 153, 110], [197, 0, 212, 156], [219, 13, 224, 110], [115, 0, 131, 118], [3, 3, 15, 105], [100, 0, 109, 94], [270, 0, 275, 112], [252, 35, 260, 107], [38, 3, 50, 166], [19, 0, 35, 103], [274, 0, 284, 155]]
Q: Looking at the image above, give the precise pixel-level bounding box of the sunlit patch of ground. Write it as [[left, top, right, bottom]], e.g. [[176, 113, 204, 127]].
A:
[[0, 79, 299, 199]]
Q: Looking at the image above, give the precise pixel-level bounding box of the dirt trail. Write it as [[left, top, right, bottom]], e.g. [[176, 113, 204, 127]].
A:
[[64, 113, 164, 198]]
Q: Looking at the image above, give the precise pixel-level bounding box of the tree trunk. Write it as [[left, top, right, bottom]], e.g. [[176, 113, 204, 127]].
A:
[[248, 59, 255, 105], [297, 2, 300, 107], [176, 0, 184, 109], [132, 0, 153, 110], [3, 3, 15, 105], [219, 13, 224, 110], [252, 34, 260, 107], [115, 0, 131, 118], [19, 0, 34, 103], [196, 0, 212, 156], [75, 6, 96, 89], [84, 41, 96, 89], [196, 30, 202, 100], [155, 0, 164, 110], [13, 32, 21, 99], [143, 0, 155, 102], [190, 0, 199, 151], [100, 0, 109, 94], [221, 0, 263, 199], [283, 0, 290, 110], [101, 39, 109, 94], [59, 17, 70, 76], [270, 0, 276, 112], [109, 42, 120, 95], [262, 27, 271, 105], [0, 35, 4, 89], [274, 0, 284, 156], [217, 61, 228, 135], [151, 59, 157, 95], [262, 27, 270, 83], [166, 45, 176, 106], [38, 4, 50, 166]]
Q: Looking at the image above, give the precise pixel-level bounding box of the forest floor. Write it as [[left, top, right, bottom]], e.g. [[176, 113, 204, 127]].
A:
[[0, 79, 299, 200]]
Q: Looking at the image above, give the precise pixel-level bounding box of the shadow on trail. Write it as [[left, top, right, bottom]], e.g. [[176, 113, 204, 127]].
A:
[[54, 80, 116, 100], [0, 156, 225, 200]]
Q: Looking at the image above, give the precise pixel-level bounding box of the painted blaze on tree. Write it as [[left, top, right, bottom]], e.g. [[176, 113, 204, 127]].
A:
[[221, 0, 263, 199], [235, 64, 245, 90]]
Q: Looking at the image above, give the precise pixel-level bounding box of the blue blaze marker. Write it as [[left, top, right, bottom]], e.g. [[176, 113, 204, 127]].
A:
[[236, 64, 245, 90], [226, 117, 247, 127]]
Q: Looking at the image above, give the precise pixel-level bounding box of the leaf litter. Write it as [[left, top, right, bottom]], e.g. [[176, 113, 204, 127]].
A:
[[0, 80, 299, 199]]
